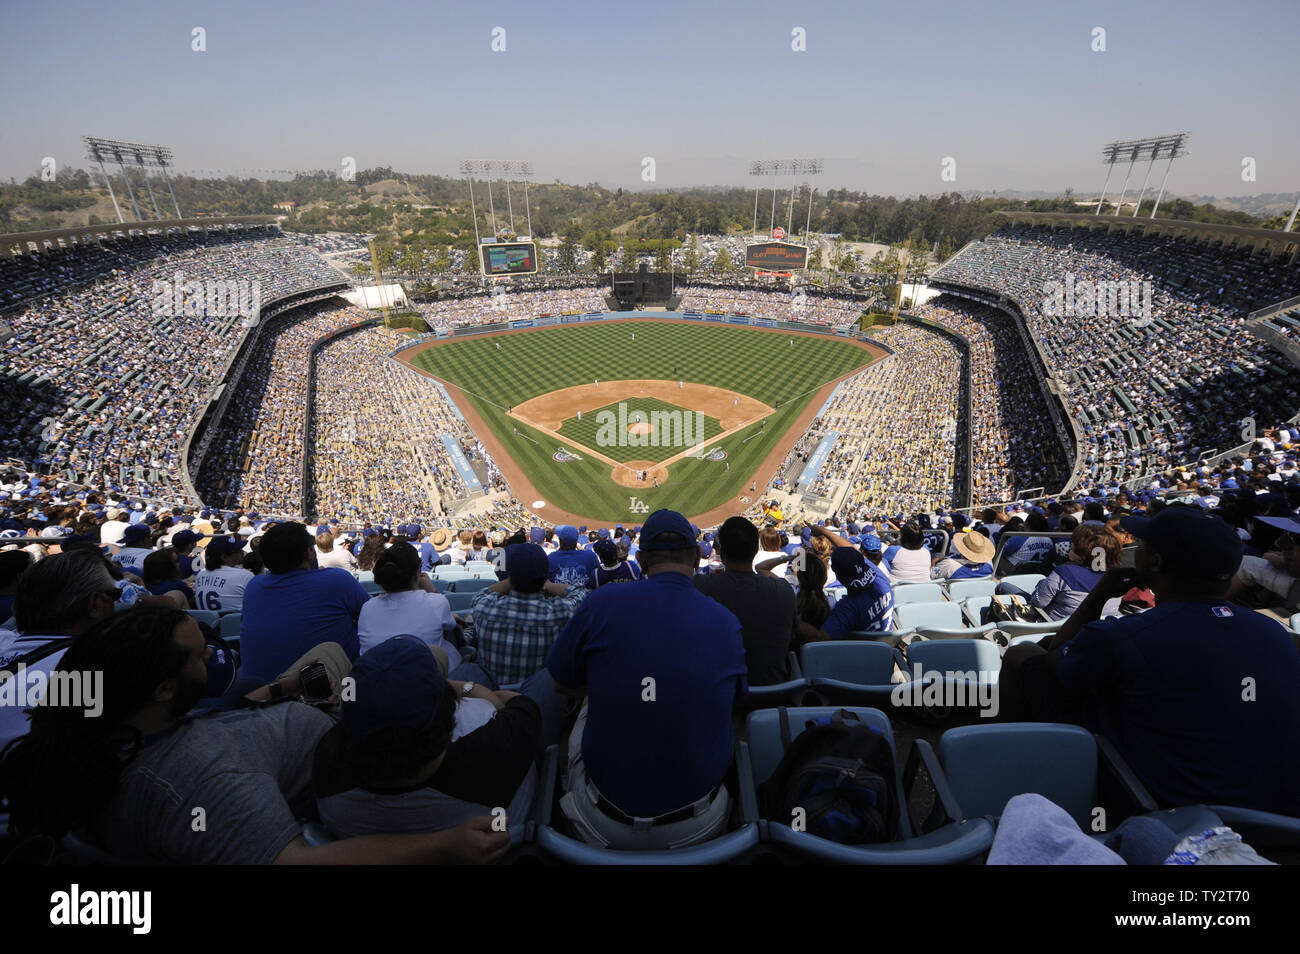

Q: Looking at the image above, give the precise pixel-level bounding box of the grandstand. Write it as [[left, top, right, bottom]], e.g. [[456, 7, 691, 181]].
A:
[[1, 209, 1299, 872]]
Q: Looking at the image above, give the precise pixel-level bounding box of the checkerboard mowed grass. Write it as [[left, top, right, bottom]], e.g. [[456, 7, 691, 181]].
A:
[[406, 319, 874, 520], [557, 396, 723, 463]]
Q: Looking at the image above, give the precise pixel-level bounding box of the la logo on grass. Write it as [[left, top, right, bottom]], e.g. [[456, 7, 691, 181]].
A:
[[628, 497, 650, 514]]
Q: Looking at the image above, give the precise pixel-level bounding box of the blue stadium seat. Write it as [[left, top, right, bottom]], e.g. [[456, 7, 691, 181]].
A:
[[903, 639, 1001, 685], [740, 652, 811, 710], [361, 580, 383, 596], [891, 582, 945, 606], [921, 724, 1232, 845], [961, 596, 991, 627], [800, 641, 900, 707], [946, 579, 998, 602], [218, 613, 241, 643], [445, 592, 477, 613], [744, 707, 993, 863], [431, 578, 452, 593], [187, 609, 219, 629], [997, 573, 1046, 593], [534, 743, 760, 864], [894, 602, 963, 632], [451, 578, 495, 593], [355, 570, 374, 584], [1290, 613, 1300, 634], [1203, 804, 1300, 854]]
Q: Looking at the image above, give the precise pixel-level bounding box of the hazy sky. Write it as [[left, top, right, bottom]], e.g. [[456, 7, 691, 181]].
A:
[[3, 0, 1296, 198]]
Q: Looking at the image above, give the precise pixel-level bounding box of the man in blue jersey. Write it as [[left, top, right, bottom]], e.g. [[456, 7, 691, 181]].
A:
[[591, 539, 640, 587], [998, 506, 1300, 815], [548, 509, 747, 849], [814, 545, 896, 638], [548, 525, 598, 589]]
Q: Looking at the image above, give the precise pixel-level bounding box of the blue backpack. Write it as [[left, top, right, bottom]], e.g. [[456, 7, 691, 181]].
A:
[[760, 708, 900, 844]]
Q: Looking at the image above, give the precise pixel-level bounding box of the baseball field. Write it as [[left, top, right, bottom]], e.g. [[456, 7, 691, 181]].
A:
[[399, 317, 880, 524]]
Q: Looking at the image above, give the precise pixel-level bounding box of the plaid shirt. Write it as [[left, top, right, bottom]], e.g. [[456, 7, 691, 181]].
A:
[[472, 585, 587, 685]]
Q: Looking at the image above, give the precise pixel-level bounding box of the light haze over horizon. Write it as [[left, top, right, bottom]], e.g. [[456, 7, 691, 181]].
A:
[[2, 0, 1295, 200]]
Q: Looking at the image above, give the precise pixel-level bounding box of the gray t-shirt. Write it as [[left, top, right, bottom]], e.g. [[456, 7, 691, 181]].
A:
[[96, 702, 334, 864]]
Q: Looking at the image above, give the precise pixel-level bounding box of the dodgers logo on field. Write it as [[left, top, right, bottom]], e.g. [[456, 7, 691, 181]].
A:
[[1211, 605, 1234, 618], [553, 449, 581, 463], [704, 447, 728, 461], [738, 496, 752, 504]]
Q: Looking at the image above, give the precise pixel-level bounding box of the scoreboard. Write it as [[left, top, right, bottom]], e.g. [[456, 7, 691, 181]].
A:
[[480, 241, 538, 276], [745, 241, 809, 270]]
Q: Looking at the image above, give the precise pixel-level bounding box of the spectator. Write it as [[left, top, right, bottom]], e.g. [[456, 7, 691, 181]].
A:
[[315, 529, 358, 572], [815, 545, 896, 639], [0, 607, 510, 864], [471, 543, 586, 686], [357, 542, 461, 668], [239, 522, 370, 683], [141, 548, 196, 609], [998, 507, 1300, 814], [932, 529, 995, 580], [194, 535, 255, 614], [547, 509, 746, 849], [548, 525, 598, 589], [993, 525, 1121, 622], [312, 635, 539, 837], [885, 521, 933, 582], [591, 538, 640, 587], [695, 516, 798, 686]]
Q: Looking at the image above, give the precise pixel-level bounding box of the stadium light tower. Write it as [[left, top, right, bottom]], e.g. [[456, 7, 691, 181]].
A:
[[748, 159, 823, 241], [459, 160, 535, 241], [1094, 133, 1189, 217], [83, 137, 183, 223]]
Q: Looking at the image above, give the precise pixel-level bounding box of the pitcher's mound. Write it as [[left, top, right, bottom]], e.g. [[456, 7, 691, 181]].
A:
[[612, 460, 668, 488], [627, 421, 654, 436]]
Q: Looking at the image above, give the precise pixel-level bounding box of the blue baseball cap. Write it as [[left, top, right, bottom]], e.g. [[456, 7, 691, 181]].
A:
[[1120, 508, 1243, 581], [861, 533, 883, 552], [556, 525, 579, 545], [506, 542, 550, 591], [342, 636, 445, 740], [593, 539, 619, 564], [638, 509, 697, 551], [121, 523, 151, 544]]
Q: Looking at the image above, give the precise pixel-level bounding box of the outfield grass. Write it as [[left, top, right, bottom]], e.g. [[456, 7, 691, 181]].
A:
[[406, 320, 872, 521], [557, 396, 723, 463]]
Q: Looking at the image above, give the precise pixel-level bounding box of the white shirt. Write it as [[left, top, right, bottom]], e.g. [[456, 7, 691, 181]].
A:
[[357, 589, 461, 668], [194, 566, 255, 613], [753, 548, 785, 571], [316, 546, 357, 571], [113, 547, 154, 576], [888, 546, 932, 582]]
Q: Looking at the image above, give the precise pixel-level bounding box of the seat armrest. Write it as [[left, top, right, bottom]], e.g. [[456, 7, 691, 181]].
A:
[[736, 740, 759, 825], [537, 744, 561, 828], [1096, 733, 1158, 816]]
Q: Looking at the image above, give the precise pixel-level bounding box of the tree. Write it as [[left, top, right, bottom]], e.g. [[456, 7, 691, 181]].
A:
[[619, 243, 636, 272], [557, 235, 577, 273], [808, 245, 824, 271], [713, 247, 732, 273], [654, 241, 670, 271], [936, 234, 954, 263], [433, 245, 450, 273], [462, 244, 480, 274], [684, 234, 699, 275]]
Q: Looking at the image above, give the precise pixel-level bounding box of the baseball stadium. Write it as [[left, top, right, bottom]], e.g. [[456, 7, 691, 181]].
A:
[[1, 1, 1300, 895]]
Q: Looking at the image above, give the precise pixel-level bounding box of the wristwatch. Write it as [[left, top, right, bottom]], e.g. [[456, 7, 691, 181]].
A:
[[461, 682, 475, 697], [267, 681, 286, 700]]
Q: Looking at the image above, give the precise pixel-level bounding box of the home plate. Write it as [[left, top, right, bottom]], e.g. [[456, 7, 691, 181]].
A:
[[532, 500, 546, 508]]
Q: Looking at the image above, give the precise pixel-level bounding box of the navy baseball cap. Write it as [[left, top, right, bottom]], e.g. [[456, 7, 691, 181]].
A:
[[556, 525, 579, 545], [342, 636, 445, 740], [121, 524, 151, 544], [593, 539, 619, 564], [172, 529, 199, 548], [529, 526, 545, 545], [638, 509, 697, 551], [1120, 508, 1244, 581], [206, 535, 244, 559], [506, 542, 550, 591]]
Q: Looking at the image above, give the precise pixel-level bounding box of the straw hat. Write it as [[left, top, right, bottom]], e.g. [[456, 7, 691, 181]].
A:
[[953, 529, 995, 564]]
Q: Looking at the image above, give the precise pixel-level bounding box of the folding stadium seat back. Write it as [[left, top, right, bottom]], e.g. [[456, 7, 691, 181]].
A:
[[801, 641, 895, 687], [894, 602, 963, 632], [891, 582, 945, 606], [962, 596, 992, 627], [937, 723, 1098, 826], [355, 571, 375, 584], [361, 581, 384, 596], [218, 613, 241, 643], [444, 592, 477, 613], [997, 573, 1046, 593], [946, 579, 997, 602], [451, 577, 496, 593], [187, 609, 220, 630], [905, 639, 1001, 684]]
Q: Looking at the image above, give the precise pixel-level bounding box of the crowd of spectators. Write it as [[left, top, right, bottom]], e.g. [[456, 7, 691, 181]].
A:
[[912, 297, 1070, 502], [1, 232, 341, 502], [676, 285, 867, 326], [932, 225, 1300, 489], [415, 287, 606, 332]]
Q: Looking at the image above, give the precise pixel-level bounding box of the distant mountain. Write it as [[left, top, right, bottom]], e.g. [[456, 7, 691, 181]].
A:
[[1175, 194, 1298, 216]]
